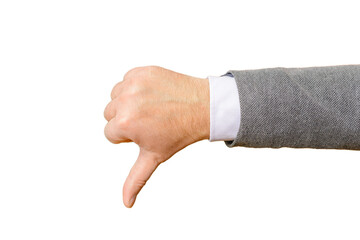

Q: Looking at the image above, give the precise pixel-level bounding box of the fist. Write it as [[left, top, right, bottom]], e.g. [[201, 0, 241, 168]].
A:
[[104, 66, 209, 207]]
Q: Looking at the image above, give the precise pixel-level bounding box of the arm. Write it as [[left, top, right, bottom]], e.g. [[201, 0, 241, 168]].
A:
[[104, 64, 360, 208], [225, 65, 360, 150]]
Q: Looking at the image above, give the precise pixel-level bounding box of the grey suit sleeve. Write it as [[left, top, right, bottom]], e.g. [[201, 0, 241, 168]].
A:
[[224, 65, 360, 150]]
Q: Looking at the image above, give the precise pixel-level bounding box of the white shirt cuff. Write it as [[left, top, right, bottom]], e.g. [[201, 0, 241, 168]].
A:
[[207, 75, 241, 141]]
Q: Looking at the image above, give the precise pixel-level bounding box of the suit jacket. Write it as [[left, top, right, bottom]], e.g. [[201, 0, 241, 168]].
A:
[[224, 65, 360, 150]]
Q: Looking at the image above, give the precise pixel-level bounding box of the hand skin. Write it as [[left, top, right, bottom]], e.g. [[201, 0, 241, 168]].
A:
[[104, 66, 210, 208]]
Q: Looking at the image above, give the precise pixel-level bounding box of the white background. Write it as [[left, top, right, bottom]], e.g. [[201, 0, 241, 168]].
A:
[[1, 0, 360, 239]]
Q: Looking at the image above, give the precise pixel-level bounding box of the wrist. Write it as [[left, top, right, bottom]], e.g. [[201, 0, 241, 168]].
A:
[[194, 77, 210, 141]]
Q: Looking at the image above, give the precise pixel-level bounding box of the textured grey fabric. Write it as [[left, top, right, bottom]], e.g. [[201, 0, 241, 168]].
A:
[[224, 65, 360, 150]]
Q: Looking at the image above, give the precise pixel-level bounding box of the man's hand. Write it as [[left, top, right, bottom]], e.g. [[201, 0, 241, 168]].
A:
[[104, 66, 210, 208]]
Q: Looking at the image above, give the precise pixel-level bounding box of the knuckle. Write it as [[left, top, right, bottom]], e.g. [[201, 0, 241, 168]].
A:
[[110, 88, 117, 99], [104, 100, 119, 121], [126, 79, 142, 96], [116, 115, 131, 129], [110, 81, 123, 99], [118, 79, 143, 99], [123, 67, 144, 81], [104, 126, 117, 144], [123, 65, 162, 81], [104, 102, 111, 117], [103, 109, 109, 121]]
